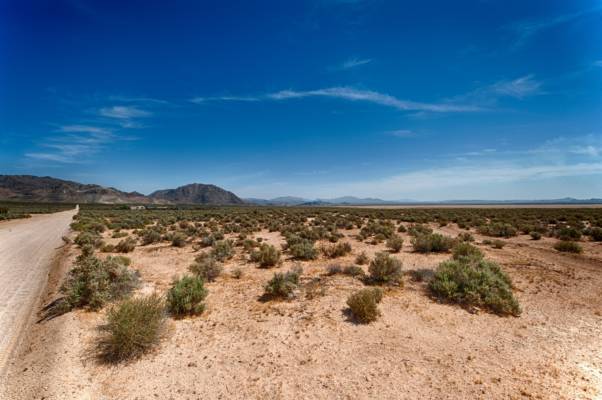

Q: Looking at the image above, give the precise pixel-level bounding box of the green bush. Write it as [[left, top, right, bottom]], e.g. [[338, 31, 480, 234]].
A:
[[457, 232, 474, 242], [115, 237, 137, 253], [589, 227, 602, 242], [322, 242, 352, 258], [211, 240, 234, 261], [250, 243, 281, 267], [452, 242, 484, 262], [59, 251, 139, 311], [189, 253, 222, 282], [97, 294, 165, 362], [170, 232, 187, 247], [530, 231, 542, 240], [343, 265, 365, 277], [74, 231, 103, 248], [429, 258, 521, 316], [386, 235, 404, 253], [167, 275, 207, 316], [368, 252, 403, 284], [554, 240, 582, 253], [411, 233, 455, 253], [346, 288, 383, 323], [355, 251, 369, 265], [289, 239, 318, 260], [264, 266, 302, 299], [556, 227, 582, 241], [141, 229, 162, 245]]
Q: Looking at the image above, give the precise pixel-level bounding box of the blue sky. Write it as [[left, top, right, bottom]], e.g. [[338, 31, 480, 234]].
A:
[[1, 0, 601, 200]]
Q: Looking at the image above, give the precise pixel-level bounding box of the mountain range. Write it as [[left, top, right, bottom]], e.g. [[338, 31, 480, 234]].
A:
[[1, 175, 601, 206], [0, 175, 243, 205]]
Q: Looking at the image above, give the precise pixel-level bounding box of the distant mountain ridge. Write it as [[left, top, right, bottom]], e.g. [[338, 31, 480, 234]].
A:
[[0, 175, 243, 205], [149, 183, 244, 205]]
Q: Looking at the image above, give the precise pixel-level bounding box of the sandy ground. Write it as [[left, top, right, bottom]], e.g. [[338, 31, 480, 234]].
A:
[[0, 207, 77, 394], [5, 220, 602, 399]]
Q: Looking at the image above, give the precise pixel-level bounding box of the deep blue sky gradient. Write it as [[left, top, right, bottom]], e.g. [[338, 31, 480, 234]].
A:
[[1, 0, 601, 200]]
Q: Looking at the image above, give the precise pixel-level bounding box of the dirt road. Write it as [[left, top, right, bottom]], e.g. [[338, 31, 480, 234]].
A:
[[0, 207, 77, 385]]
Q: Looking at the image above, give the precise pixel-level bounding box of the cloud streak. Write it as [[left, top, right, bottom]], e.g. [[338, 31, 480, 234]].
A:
[[340, 57, 372, 69], [192, 87, 481, 113]]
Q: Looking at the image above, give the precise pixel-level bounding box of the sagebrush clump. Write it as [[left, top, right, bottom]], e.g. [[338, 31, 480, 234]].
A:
[[429, 258, 521, 316], [368, 252, 403, 285], [189, 252, 222, 282], [386, 235, 404, 253], [346, 288, 383, 323], [97, 294, 165, 362], [412, 233, 454, 253], [554, 240, 582, 253], [250, 243, 281, 267], [57, 246, 139, 312], [264, 266, 302, 299], [167, 275, 207, 316]]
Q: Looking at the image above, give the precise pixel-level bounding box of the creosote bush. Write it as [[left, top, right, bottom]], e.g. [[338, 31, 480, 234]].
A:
[[346, 288, 383, 323], [412, 233, 455, 253], [386, 235, 404, 253], [264, 266, 302, 299], [429, 258, 521, 316], [167, 275, 207, 316], [189, 253, 222, 282], [368, 252, 403, 285], [250, 243, 281, 267], [554, 240, 583, 253], [97, 294, 165, 362]]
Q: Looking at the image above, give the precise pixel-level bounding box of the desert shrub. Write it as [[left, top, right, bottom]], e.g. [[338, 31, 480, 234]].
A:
[[397, 224, 407, 233], [111, 231, 128, 239], [289, 239, 318, 260], [556, 227, 582, 241], [97, 294, 165, 362], [386, 235, 404, 253], [457, 232, 474, 242], [408, 224, 433, 237], [429, 258, 521, 316], [491, 239, 506, 249], [250, 243, 281, 267], [411, 233, 455, 253], [231, 268, 243, 279], [322, 242, 352, 258], [326, 264, 342, 275], [355, 251, 369, 265], [346, 288, 383, 323], [343, 265, 365, 277], [452, 242, 484, 263], [189, 253, 222, 282], [170, 232, 187, 247], [478, 223, 517, 238], [74, 231, 103, 248], [115, 237, 137, 253], [59, 252, 139, 311], [211, 240, 234, 261], [590, 227, 602, 242], [167, 275, 207, 316], [264, 266, 302, 299], [530, 231, 542, 240], [141, 229, 162, 245], [101, 243, 115, 253], [368, 252, 403, 285], [554, 241, 582, 253]]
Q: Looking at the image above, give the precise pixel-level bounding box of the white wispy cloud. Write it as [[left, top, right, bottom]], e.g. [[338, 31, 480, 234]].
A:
[[192, 86, 480, 113], [340, 57, 372, 69], [99, 105, 151, 119], [488, 75, 542, 99], [594, 60, 602, 67], [508, 6, 601, 48]]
